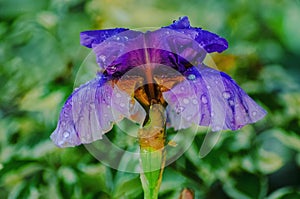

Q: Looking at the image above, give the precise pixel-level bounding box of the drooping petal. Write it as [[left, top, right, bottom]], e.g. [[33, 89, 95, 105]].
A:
[[163, 16, 228, 53], [163, 65, 266, 131], [50, 75, 146, 147]]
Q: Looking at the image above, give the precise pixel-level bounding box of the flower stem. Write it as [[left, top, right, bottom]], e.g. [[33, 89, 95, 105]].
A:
[[138, 104, 166, 199]]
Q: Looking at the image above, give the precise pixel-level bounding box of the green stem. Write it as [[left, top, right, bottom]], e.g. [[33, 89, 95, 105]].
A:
[[138, 104, 166, 199]]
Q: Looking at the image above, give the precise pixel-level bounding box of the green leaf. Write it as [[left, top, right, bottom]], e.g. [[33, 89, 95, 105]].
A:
[[223, 171, 268, 199]]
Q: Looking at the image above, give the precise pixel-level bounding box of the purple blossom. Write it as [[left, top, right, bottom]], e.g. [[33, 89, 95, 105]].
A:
[[51, 16, 266, 147]]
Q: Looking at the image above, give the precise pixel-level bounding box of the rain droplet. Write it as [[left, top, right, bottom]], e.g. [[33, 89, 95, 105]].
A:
[[201, 95, 208, 104], [214, 126, 221, 131], [63, 131, 70, 138], [192, 99, 198, 104], [229, 100, 234, 106], [187, 74, 196, 80], [116, 36, 120, 41], [186, 115, 192, 121], [207, 85, 211, 89], [115, 92, 121, 98], [124, 36, 128, 41], [222, 91, 231, 99], [109, 65, 117, 72], [180, 86, 185, 91], [120, 102, 125, 107], [90, 103, 95, 109], [107, 105, 111, 109], [175, 106, 185, 114], [252, 111, 257, 116], [183, 98, 189, 104], [99, 55, 106, 62], [61, 121, 66, 127], [211, 111, 215, 117]]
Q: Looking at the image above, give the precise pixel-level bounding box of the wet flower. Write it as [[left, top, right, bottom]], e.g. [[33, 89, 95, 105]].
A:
[[50, 16, 266, 147]]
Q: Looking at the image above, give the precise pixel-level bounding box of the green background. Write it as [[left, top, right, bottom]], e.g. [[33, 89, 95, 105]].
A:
[[1, 0, 300, 198]]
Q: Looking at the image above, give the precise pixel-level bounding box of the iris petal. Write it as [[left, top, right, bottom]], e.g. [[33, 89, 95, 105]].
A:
[[163, 16, 228, 53], [50, 75, 146, 147], [163, 65, 267, 131], [80, 28, 129, 48]]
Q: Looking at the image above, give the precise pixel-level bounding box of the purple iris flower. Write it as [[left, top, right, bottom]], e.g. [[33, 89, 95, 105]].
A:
[[51, 16, 266, 147]]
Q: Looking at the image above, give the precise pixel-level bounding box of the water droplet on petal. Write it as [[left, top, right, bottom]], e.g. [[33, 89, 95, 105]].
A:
[[187, 74, 196, 80], [107, 105, 111, 109], [61, 121, 66, 127], [180, 86, 185, 91], [124, 36, 128, 41], [63, 131, 70, 138], [104, 114, 108, 117], [99, 55, 106, 62], [175, 106, 185, 114], [186, 115, 192, 121], [252, 111, 257, 116], [120, 102, 125, 107], [214, 126, 221, 131], [109, 65, 117, 72], [222, 91, 231, 99], [228, 100, 234, 106], [115, 92, 121, 98], [90, 103, 95, 109], [183, 98, 189, 104], [192, 99, 198, 104], [211, 111, 215, 117], [201, 95, 208, 104], [116, 36, 120, 41]]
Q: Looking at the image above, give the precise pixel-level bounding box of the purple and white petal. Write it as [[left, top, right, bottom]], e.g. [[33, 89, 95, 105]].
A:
[[80, 28, 129, 48], [163, 16, 228, 53], [50, 75, 146, 147], [163, 65, 266, 131]]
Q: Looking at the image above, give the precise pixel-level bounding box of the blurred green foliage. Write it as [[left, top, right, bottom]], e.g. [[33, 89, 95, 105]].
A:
[[1, 0, 300, 198]]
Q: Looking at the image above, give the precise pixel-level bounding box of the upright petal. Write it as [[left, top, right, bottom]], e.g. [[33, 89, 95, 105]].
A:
[[163, 65, 266, 131], [50, 75, 146, 147], [80, 28, 129, 48], [163, 16, 228, 53]]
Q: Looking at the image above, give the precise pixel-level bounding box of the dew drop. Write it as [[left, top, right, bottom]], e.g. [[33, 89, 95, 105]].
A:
[[214, 126, 221, 131], [222, 91, 231, 99], [63, 131, 70, 138], [99, 55, 106, 62], [90, 103, 95, 109], [252, 111, 257, 116], [192, 99, 198, 104], [107, 105, 111, 109], [120, 102, 125, 107], [183, 98, 189, 104], [175, 106, 185, 114], [116, 36, 120, 41], [211, 111, 215, 117], [180, 86, 185, 91], [187, 74, 196, 80], [115, 92, 121, 98], [186, 115, 192, 121], [201, 95, 208, 104], [228, 100, 234, 106], [109, 65, 117, 72], [124, 36, 128, 41], [61, 121, 66, 127]]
